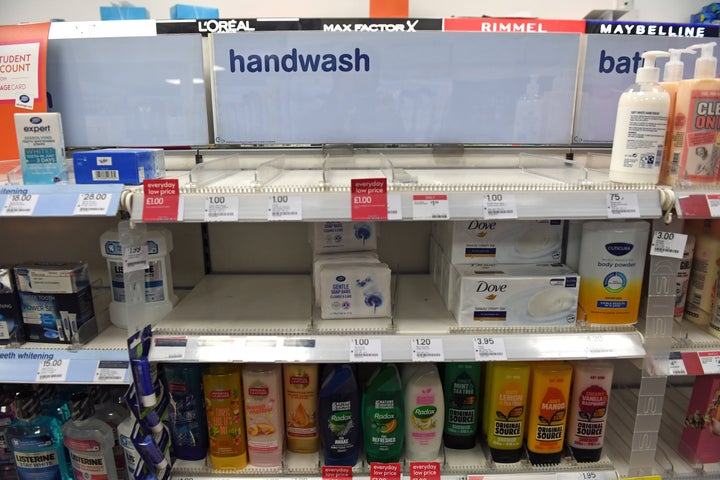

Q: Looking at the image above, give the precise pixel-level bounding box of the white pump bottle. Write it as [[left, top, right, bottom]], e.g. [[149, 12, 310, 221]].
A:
[[609, 50, 671, 184]]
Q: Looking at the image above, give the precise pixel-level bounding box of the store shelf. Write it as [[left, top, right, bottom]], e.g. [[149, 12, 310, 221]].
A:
[[149, 274, 645, 363], [122, 151, 667, 222], [0, 325, 130, 384], [0, 183, 124, 217], [669, 321, 720, 376]]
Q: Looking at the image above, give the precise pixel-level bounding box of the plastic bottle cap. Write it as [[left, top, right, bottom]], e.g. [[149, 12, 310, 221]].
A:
[[636, 50, 671, 83], [663, 48, 696, 82], [14, 391, 40, 421], [69, 392, 95, 421], [691, 42, 718, 79]]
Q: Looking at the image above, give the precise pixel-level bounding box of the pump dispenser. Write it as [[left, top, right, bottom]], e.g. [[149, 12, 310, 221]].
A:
[[670, 42, 720, 184], [609, 50, 671, 184], [659, 48, 695, 185]]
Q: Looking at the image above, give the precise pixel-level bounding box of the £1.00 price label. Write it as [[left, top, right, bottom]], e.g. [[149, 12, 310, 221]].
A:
[[483, 193, 518, 219], [351, 178, 387, 221], [349, 338, 382, 362], [142, 179, 180, 222], [204, 195, 239, 222], [268, 194, 302, 221]]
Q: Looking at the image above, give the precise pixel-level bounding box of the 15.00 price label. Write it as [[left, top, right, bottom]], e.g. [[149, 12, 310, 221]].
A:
[[36, 359, 70, 382]]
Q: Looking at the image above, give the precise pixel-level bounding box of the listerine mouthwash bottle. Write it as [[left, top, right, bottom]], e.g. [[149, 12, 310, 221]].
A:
[[5, 390, 71, 480], [62, 393, 118, 480], [91, 389, 129, 480]]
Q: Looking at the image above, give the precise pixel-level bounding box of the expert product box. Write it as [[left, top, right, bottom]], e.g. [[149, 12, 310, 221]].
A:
[[0, 267, 25, 345], [73, 148, 166, 185], [433, 219, 564, 264], [14, 113, 67, 185], [14, 262, 98, 344], [450, 263, 580, 327]]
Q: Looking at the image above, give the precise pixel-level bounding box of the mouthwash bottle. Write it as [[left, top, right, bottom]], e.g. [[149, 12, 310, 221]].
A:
[[62, 393, 118, 480], [5, 390, 71, 480], [92, 391, 129, 480]]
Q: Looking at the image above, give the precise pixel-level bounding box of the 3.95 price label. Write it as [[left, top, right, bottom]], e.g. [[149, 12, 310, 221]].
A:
[[473, 336, 507, 360]]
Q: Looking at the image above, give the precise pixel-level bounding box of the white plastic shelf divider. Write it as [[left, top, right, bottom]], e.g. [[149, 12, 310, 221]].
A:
[[149, 274, 645, 363], [0, 325, 130, 383]]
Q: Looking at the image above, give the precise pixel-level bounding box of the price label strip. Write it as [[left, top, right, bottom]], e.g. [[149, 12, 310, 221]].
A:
[[204, 195, 239, 222], [607, 192, 640, 218], [412, 194, 449, 220], [411, 338, 444, 362], [93, 360, 130, 383], [473, 336, 507, 360], [1, 193, 39, 216], [699, 351, 720, 374], [36, 358, 70, 382], [707, 193, 720, 217], [650, 231, 687, 259], [73, 192, 113, 216], [483, 193, 517, 219], [349, 338, 382, 362], [267, 194, 302, 221]]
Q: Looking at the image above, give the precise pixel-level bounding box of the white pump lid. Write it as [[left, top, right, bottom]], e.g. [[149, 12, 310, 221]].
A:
[[663, 48, 695, 82], [636, 50, 670, 83], [691, 42, 717, 79]]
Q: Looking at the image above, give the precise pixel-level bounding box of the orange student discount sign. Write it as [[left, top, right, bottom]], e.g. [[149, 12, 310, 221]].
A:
[[0, 22, 50, 167]]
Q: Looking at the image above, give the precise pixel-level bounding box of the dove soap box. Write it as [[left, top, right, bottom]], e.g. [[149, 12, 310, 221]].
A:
[[434, 220, 563, 264], [449, 263, 579, 327]]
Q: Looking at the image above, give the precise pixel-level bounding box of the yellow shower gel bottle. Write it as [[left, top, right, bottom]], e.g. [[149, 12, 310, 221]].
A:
[[203, 364, 248, 470], [484, 362, 531, 463]]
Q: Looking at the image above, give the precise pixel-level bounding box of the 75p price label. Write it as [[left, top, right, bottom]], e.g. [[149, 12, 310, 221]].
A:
[[607, 192, 640, 218]]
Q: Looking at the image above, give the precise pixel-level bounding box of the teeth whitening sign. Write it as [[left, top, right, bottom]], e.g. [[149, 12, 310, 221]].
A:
[[211, 31, 580, 145]]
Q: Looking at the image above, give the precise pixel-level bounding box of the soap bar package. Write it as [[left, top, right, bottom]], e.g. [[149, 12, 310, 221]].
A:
[[0, 267, 25, 345], [318, 263, 391, 319], [679, 375, 720, 464], [433, 219, 563, 264], [14, 112, 67, 184], [310, 222, 378, 253], [73, 148, 165, 185], [14, 262, 90, 294], [313, 251, 380, 305], [450, 263, 579, 327]]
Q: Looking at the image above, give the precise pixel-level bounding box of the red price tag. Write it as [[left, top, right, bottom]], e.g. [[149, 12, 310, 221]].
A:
[[409, 462, 441, 480], [322, 466, 353, 480], [370, 462, 401, 480], [351, 178, 388, 221], [142, 179, 180, 222]]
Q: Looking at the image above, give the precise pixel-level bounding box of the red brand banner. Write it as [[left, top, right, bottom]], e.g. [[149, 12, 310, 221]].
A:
[[0, 22, 51, 169], [351, 177, 388, 221], [142, 179, 180, 222], [443, 17, 586, 33], [322, 465, 353, 480], [370, 462, 401, 480], [409, 462, 441, 480]]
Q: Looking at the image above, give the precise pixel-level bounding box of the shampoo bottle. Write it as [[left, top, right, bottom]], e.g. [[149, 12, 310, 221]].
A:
[[484, 362, 531, 463], [242, 364, 283, 468], [163, 363, 208, 461], [6, 391, 71, 480], [659, 48, 695, 185], [203, 364, 247, 470], [609, 50, 671, 184], [443, 363, 480, 450], [671, 42, 720, 184], [566, 361, 614, 462], [318, 364, 362, 466], [283, 364, 319, 453], [526, 362, 573, 466], [62, 392, 118, 480], [403, 363, 444, 461], [362, 364, 404, 464]]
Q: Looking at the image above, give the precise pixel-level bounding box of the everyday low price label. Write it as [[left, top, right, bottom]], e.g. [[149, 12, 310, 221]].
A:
[[409, 462, 440, 480], [1, 193, 38, 216], [412, 194, 449, 220], [370, 462, 401, 480], [322, 466, 353, 480], [351, 178, 387, 220], [142, 179, 181, 222], [650, 231, 687, 259]]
